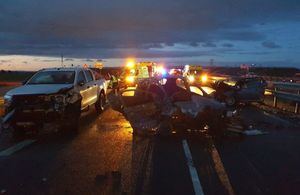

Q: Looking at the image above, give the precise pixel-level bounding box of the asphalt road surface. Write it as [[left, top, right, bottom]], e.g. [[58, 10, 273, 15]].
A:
[[0, 105, 299, 195]]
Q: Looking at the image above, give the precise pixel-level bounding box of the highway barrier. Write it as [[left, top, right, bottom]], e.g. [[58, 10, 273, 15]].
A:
[[270, 82, 300, 114]]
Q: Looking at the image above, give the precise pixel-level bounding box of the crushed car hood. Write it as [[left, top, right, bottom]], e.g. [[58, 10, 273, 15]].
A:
[[174, 95, 225, 118], [6, 84, 74, 96]]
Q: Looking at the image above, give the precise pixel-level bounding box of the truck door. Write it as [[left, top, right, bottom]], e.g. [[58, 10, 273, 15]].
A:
[[84, 70, 98, 105], [76, 70, 89, 109]]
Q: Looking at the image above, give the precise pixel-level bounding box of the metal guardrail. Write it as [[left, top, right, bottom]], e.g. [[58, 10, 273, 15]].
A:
[[273, 82, 300, 90], [271, 82, 300, 114]]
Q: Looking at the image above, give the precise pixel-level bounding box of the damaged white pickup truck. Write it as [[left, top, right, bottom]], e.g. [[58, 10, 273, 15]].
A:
[[3, 67, 108, 138], [109, 75, 235, 137]]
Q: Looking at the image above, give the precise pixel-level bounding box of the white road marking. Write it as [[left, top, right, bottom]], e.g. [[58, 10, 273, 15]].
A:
[[0, 139, 36, 157], [226, 128, 243, 133], [182, 139, 205, 195], [228, 124, 244, 130]]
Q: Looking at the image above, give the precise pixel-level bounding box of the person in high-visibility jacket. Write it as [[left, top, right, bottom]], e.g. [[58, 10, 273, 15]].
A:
[[111, 73, 119, 95]]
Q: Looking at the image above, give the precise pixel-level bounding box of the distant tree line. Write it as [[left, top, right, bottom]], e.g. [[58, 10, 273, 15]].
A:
[[0, 70, 35, 82], [210, 67, 299, 77], [251, 67, 299, 77]]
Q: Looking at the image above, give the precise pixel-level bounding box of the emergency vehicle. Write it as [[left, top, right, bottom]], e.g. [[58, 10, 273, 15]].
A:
[[121, 61, 159, 88], [183, 65, 209, 84]]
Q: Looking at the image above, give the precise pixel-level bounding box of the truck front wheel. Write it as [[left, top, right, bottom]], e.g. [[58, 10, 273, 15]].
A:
[[95, 92, 106, 114], [12, 125, 27, 140], [61, 101, 81, 132]]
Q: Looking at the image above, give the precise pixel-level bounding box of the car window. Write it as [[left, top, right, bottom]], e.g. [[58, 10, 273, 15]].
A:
[[190, 86, 203, 96], [28, 71, 75, 84], [77, 71, 86, 84], [201, 86, 216, 95], [84, 70, 94, 82]]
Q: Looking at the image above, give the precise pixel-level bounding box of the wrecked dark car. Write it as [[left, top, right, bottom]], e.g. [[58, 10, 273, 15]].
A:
[[213, 77, 267, 106], [110, 76, 233, 137], [3, 67, 108, 138]]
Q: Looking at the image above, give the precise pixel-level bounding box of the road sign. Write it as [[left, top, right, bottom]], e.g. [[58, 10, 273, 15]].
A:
[[94, 62, 103, 69]]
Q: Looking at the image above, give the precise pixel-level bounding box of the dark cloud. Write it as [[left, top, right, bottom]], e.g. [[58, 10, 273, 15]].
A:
[[220, 31, 265, 41], [262, 41, 281, 49], [189, 42, 199, 47], [0, 0, 298, 57], [222, 43, 234, 48], [237, 51, 272, 55], [202, 42, 217, 47]]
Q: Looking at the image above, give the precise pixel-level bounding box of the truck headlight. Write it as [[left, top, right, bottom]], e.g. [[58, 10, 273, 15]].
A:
[[3, 94, 13, 108], [54, 95, 65, 103], [51, 95, 66, 111]]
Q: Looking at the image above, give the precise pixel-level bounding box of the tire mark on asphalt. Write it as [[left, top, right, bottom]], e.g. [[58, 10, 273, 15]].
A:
[[134, 137, 153, 195]]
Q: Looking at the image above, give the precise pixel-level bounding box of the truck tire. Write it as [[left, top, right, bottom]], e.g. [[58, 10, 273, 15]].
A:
[[61, 101, 81, 132], [95, 92, 106, 114], [12, 125, 25, 140]]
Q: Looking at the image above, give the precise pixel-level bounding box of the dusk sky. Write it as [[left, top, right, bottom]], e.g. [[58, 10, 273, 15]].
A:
[[0, 0, 299, 70]]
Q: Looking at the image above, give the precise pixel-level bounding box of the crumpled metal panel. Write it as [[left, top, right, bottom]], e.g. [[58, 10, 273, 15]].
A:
[[123, 103, 160, 133], [175, 95, 225, 118]]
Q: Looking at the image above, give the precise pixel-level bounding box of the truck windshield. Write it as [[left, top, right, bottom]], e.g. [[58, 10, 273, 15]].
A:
[[27, 71, 75, 84]]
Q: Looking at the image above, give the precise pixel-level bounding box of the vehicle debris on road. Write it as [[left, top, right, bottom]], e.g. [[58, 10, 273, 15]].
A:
[[109, 75, 235, 137]]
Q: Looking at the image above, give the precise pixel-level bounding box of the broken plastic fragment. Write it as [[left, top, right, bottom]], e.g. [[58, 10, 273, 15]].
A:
[[243, 129, 268, 136], [42, 177, 47, 182]]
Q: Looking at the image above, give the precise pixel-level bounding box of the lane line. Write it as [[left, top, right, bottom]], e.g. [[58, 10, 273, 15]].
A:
[[182, 139, 205, 195], [0, 139, 36, 157], [211, 144, 235, 195], [226, 128, 243, 133], [228, 125, 243, 130]]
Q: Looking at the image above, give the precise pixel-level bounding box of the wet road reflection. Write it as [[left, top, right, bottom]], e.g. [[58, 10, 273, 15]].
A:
[[0, 104, 300, 194]]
